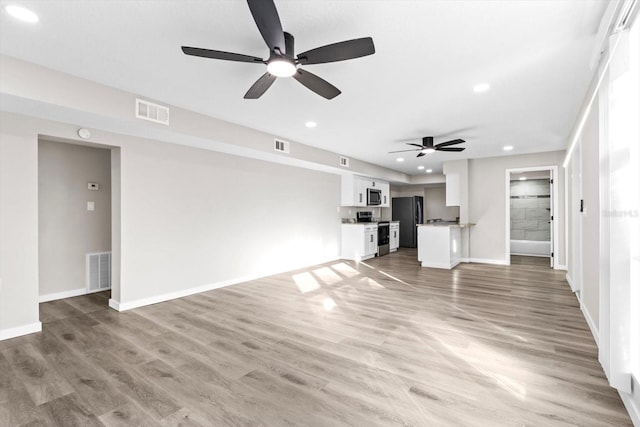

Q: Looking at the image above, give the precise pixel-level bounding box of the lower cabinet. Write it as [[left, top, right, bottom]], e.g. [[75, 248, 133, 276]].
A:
[[390, 222, 400, 252], [341, 224, 378, 261]]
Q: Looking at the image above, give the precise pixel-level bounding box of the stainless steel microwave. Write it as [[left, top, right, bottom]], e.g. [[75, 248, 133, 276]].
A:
[[367, 188, 382, 205]]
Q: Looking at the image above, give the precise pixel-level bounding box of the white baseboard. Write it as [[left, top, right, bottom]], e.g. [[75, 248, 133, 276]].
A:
[[566, 273, 577, 292], [555, 264, 567, 271], [39, 287, 86, 303], [510, 252, 549, 258], [619, 386, 640, 427], [110, 256, 341, 312], [579, 300, 600, 346], [466, 258, 510, 266], [420, 261, 460, 269], [0, 321, 42, 341]]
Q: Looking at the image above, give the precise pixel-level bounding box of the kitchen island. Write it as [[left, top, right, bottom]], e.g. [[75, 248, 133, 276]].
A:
[[417, 224, 462, 269]]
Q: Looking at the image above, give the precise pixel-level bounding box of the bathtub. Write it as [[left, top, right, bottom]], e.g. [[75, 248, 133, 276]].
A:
[[510, 240, 550, 257]]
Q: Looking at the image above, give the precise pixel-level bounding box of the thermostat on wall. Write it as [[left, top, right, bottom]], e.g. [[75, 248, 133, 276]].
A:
[[88, 182, 99, 190]]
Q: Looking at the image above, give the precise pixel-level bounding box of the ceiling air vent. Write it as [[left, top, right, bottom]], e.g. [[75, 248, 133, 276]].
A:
[[274, 139, 290, 154], [135, 98, 170, 125], [340, 156, 350, 168]]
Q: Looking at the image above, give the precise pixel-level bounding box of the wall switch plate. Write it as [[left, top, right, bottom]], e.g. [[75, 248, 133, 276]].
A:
[[87, 201, 95, 211], [88, 182, 99, 190]]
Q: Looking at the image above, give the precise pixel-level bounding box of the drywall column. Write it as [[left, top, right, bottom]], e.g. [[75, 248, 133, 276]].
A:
[[0, 119, 40, 339], [443, 159, 469, 259]]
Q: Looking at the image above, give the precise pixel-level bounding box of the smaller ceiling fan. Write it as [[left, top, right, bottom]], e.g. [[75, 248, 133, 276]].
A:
[[389, 137, 466, 157]]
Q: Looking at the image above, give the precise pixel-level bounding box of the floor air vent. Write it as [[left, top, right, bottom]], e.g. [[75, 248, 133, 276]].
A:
[[135, 98, 170, 125], [86, 252, 111, 293]]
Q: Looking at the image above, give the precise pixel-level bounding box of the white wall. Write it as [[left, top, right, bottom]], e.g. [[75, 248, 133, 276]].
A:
[[468, 151, 566, 264], [119, 135, 340, 305], [0, 117, 40, 339], [580, 100, 600, 330], [38, 140, 111, 298]]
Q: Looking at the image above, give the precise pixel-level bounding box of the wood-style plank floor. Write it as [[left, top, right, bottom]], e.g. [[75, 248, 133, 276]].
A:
[[0, 250, 632, 426]]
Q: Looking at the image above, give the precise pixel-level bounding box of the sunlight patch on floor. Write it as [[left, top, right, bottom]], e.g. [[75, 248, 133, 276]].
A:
[[312, 267, 343, 285], [292, 272, 320, 293], [330, 262, 360, 278]]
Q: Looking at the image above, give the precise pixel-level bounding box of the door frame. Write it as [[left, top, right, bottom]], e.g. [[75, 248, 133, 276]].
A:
[[504, 165, 560, 268]]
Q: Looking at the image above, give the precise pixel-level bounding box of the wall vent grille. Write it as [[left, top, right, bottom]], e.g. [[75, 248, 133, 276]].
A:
[[135, 99, 170, 125], [340, 156, 350, 168], [86, 252, 111, 293], [274, 139, 290, 154]]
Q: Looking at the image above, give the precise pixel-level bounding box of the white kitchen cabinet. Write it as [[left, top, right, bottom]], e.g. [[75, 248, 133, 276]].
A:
[[341, 175, 367, 206], [390, 222, 400, 252], [341, 224, 378, 261], [445, 173, 460, 206], [341, 175, 390, 207]]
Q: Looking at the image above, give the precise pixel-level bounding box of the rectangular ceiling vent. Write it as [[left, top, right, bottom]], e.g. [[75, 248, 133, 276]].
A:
[[135, 98, 170, 125], [274, 139, 290, 154], [86, 252, 111, 293], [340, 156, 350, 168]]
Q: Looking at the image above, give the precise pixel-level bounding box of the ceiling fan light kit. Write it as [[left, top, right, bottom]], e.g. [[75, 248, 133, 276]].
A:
[[388, 136, 467, 158], [181, 0, 375, 99]]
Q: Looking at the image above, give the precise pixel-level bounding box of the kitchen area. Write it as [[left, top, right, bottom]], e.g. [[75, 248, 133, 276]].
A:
[[340, 172, 465, 268]]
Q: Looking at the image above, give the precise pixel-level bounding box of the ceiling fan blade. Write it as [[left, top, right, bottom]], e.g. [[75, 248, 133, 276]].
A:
[[244, 72, 277, 99], [407, 143, 425, 148], [388, 149, 421, 153], [435, 138, 465, 148], [181, 47, 264, 63], [436, 147, 466, 152], [297, 37, 375, 65], [247, 0, 285, 53], [417, 152, 427, 158], [292, 69, 341, 99]]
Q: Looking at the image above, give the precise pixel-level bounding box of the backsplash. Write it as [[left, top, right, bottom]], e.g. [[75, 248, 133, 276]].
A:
[[339, 206, 391, 222]]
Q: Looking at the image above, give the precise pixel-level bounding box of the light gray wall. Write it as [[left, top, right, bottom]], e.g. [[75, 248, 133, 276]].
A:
[[510, 179, 551, 241], [38, 140, 111, 297], [119, 136, 340, 303], [0, 112, 342, 329], [468, 151, 566, 263], [424, 186, 460, 221], [0, 118, 40, 335], [580, 99, 600, 329]]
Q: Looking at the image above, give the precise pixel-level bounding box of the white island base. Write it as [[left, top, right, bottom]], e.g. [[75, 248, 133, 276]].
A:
[[417, 225, 462, 269]]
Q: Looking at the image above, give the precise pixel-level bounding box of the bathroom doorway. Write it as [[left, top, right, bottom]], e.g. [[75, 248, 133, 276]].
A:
[[506, 166, 558, 268]]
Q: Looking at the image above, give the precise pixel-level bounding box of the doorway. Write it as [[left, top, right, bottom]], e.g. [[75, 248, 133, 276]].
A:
[[38, 138, 119, 321], [505, 166, 559, 268]]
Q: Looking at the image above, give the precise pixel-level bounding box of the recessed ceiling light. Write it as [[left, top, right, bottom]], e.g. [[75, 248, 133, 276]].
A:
[[426, 169, 433, 173], [503, 145, 514, 151], [519, 177, 527, 181], [5, 5, 39, 23], [417, 166, 424, 170], [305, 121, 317, 128], [473, 83, 490, 93], [396, 157, 404, 162], [267, 59, 296, 77]]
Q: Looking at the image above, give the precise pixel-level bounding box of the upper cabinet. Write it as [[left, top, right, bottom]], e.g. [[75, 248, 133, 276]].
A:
[[341, 175, 390, 207], [445, 173, 460, 206]]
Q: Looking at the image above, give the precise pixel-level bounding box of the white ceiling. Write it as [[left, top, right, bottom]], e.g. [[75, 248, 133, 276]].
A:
[[0, 0, 607, 175]]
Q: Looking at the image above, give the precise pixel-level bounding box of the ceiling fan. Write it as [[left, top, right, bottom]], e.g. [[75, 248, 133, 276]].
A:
[[389, 137, 466, 157], [181, 0, 375, 100]]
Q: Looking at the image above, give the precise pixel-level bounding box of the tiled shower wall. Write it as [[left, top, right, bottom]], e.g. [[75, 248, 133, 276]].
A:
[[510, 179, 550, 241]]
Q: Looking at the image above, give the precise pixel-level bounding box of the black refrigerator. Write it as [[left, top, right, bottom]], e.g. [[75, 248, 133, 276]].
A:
[[391, 196, 424, 248]]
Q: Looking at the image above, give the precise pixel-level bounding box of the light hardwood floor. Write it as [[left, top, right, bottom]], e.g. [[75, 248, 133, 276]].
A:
[[0, 250, 632, 426]]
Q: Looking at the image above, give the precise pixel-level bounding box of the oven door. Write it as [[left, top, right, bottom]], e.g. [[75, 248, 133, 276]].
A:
[[377, 223, 390, 245]]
